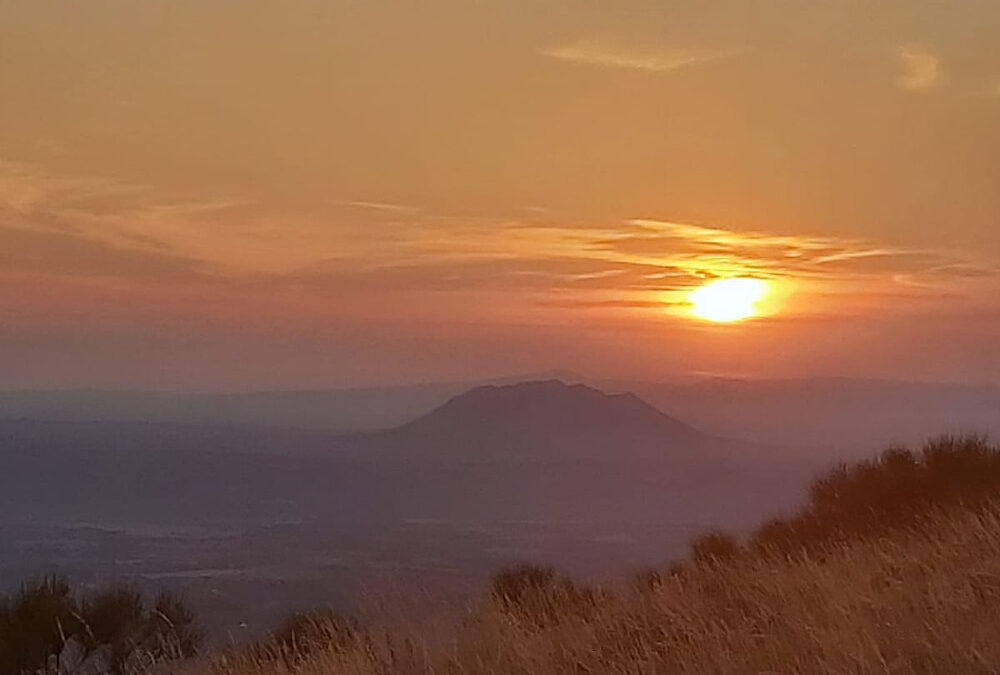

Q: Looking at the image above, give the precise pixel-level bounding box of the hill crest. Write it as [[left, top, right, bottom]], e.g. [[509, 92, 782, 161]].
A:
[[381, 380, 709, 461]]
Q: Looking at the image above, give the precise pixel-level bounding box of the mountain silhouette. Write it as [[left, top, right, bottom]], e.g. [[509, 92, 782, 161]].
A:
[[362, 380, 721, 462]]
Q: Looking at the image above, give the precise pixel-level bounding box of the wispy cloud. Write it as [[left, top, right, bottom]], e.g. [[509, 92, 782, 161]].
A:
[[0, 158, 236, 279], [292, 218, 997, 305], [542, 40, 736, 73], [896, 45, 943, 92], [4, 159, 995, 323], [0, 158, 147, 215], [334, 200, 420, 214], [618, 220, 993, 285]]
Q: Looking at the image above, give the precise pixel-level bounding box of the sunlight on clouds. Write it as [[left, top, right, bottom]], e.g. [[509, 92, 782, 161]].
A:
[[3, 159, 998, 329], [334, 200, 420, 214], [620, 220, 906, 281], [896, 45, 943, 92], [543, 40, 737, 73]]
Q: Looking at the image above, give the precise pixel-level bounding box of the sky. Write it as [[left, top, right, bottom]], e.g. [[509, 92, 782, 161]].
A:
[[2, 1, 1000, 390]]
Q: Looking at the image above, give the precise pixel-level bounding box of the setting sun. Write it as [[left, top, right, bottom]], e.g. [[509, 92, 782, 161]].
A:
[[689, 278, 768, 323]]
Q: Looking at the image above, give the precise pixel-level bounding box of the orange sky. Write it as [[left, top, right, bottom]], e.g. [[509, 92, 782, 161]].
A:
[[2, 1, 1000, 389]]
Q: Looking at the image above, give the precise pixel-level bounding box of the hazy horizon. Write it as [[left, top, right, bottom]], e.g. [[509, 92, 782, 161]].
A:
[[3, 369, 1000, 396]]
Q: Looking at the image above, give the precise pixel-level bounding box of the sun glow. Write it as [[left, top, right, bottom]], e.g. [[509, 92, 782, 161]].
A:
[[688, 278, 768, 323]]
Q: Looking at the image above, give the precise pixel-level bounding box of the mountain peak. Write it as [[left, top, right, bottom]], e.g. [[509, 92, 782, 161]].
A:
[[391, 380, 706, 461], [436, 379, 651, 416]]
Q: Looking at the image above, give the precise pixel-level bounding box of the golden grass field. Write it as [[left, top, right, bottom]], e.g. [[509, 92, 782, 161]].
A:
[[185, 503, 1000, 675]]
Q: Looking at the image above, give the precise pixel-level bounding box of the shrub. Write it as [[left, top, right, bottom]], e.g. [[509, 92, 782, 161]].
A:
[[689, 530, 741, 566], [751, 435, 1000, 555], [81, 586, 146, 663], [0, 576, 202, 674], [0, 576, 83, 675], [489, 565, 596, 624], [149, 591, 206, 658]]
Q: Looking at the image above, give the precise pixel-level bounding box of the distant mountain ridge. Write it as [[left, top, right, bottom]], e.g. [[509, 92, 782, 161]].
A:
[[412, 380, 693, 434], [0, 379, 811, 529], [3, 374, 998, 453], [373, 380, 710, 462]]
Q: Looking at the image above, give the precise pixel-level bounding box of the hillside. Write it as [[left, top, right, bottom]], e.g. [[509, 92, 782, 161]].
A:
[[192, 502, 1000, 675], [10, 436, 999, 673]]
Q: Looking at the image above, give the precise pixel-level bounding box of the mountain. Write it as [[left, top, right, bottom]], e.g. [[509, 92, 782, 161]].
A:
[[404, 380, 700, 441], [363, 380, 719, 462]]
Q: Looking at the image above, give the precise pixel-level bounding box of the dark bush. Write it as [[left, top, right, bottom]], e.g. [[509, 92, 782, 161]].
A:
[[491, 565, 561, 609], [689, 530, 741, 566], [751, 435, 1000, 555], [489, 565, 596, 624], [0, 576, 202, 674], [81, 586, 146, 663], [148, 590, 206, 658], [0, 576, 83, 675]]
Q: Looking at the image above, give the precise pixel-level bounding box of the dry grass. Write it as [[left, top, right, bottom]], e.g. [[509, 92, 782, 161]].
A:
[[177, 504, 1000, 675]]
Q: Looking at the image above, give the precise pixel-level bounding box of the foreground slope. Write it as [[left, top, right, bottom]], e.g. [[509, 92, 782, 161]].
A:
[[198, 503, 1000, 675]]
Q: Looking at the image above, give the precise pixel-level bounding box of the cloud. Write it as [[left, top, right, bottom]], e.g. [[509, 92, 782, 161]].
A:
[[896, 45, 943, 92], [333, 200, 420, 215], [297, 254, 683, 294], [0, 158, 234, 278], [0, 159, 148, 215], [607, 220, 997, 290], [0, 223, 209, 283], [542, 40, 736, 73], [290, 217, 996, 303], [3, 158, 995, 323]]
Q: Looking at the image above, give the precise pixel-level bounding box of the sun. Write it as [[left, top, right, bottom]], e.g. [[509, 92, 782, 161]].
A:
[[688, 278, 768, 323]]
